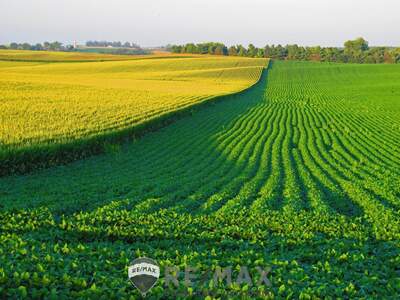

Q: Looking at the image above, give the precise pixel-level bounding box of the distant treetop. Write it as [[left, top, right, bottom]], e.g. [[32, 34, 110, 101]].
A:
[[85, 41, 141, 49]]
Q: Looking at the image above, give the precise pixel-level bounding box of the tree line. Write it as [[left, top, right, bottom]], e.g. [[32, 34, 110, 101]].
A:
[[0, 41, 145, 54], [169, 38, 400, 64], [85, 41, 141, 49], [1, 41, 68, 51]]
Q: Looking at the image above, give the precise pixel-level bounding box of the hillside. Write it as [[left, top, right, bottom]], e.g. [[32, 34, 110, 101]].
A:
[[0, 52, 267, 174]]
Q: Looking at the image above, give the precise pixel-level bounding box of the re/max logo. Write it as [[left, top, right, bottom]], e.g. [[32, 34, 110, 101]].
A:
[[163, 265, 271, 288]]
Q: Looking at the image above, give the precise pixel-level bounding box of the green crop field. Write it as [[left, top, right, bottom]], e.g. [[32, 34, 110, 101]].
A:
[[0, 60, 400, 298], [0, 52, 266, 175]]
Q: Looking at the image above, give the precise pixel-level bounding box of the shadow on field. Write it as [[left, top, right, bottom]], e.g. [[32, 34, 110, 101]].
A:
[[0, 63, 367, 219]]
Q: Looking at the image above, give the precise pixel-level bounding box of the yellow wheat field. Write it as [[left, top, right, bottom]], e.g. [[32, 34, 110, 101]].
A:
[[0, 50, 267, 158]]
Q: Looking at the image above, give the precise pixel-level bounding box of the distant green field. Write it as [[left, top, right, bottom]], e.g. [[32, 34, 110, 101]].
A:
[[0, 52, 266, 174], [0, 61, 399, 298]]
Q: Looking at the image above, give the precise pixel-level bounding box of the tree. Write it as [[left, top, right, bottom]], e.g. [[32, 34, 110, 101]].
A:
[[22, 43, 31, 50], [383, 49, 395, 64], [237, 45, 247, 57], [49, 41, 62, 51], [306, 46, 321, 61], [33, 43, 43, 51], [394, 48, 400, 63], [287, 44, 300, 60], [214, 45, 223, 55], [247, 44, 257, 57], [344, 37, 369, 63], [320, 47, 343, 62], [170, 45, 182, 53], [228, 46, 237, 56], [264, 45, 276, 58], [275, 45, 287, 60], [214, 45, 227, 55], [43, 42, 50, 50], [184, 43, 197, 53], [131, 42, 140, 49], [197, 43, 209, 54], [256, 48, 264, 58], [112, 41, 122, 48], [208, 44, 215, 54]]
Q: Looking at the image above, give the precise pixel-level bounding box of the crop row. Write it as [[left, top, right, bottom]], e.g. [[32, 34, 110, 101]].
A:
[[0, 56, 266, 175]]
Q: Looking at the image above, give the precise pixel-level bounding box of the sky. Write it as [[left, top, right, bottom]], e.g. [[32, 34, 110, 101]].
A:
[[0, 0, 399, 47]]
